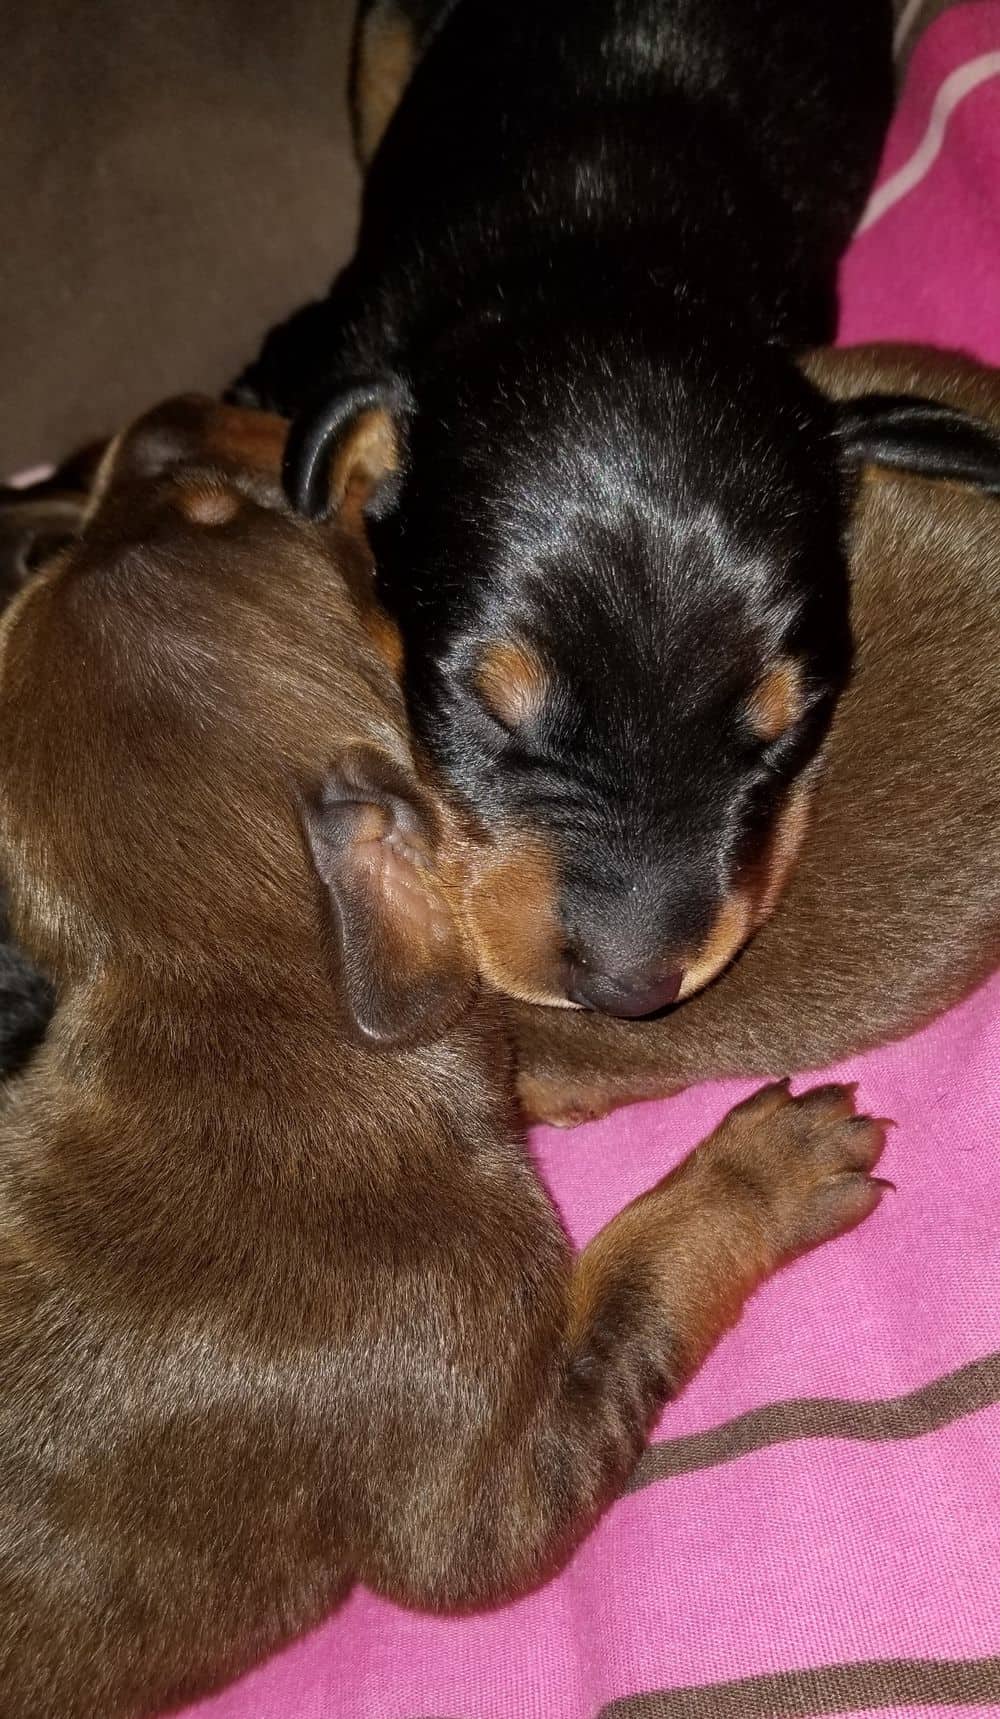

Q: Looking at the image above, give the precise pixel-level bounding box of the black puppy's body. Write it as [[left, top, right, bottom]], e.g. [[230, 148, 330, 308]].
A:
[[241, 0, 894, 1018], [259, 0, 890, 378]]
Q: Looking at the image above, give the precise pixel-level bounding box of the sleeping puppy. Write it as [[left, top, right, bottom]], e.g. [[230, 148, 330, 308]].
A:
[[237, 0, 903, 1019], [0, 396, 887, 1718], [512, 346, 1000, 1126]]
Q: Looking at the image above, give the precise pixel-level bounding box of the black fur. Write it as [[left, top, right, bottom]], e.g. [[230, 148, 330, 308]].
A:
[[240, 0, 899, 1013], [0, 893, 52, 1076]]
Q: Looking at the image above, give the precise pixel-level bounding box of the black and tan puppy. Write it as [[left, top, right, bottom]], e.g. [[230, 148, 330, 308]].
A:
[[235, 0, 909, 1020], [512, 346, 1000, 1125], [0, 397, 886, 1718]]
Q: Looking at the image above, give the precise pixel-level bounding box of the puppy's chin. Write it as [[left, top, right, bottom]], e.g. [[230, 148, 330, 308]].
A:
[[459, 781, 815, 1015], [457, 826, 577, 1009], [463, 914, 581, 1012], [483, 971, 582, 1011]]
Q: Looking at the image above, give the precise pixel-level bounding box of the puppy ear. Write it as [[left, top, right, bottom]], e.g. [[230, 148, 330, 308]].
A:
[[95, 396, 290, 501], [0, 486, 88, 603], [0, 441, 115, 599], [283, 376, 410, 526], [302, 744, 476, 1046], [834, 393, 1000, 495]]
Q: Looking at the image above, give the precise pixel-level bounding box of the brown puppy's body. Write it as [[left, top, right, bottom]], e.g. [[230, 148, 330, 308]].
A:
[[516, 347, 1000, 1125], [0, 402, 885, 1718]]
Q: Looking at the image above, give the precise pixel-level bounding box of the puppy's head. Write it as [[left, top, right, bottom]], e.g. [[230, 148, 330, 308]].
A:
[[286, 326, 1000, 1016], [0, 397, 475, 1047], [285, 322, 854, 1014]]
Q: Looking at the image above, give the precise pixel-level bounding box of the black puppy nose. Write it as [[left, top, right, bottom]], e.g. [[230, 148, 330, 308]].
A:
[[569, 966, 683, 1018]]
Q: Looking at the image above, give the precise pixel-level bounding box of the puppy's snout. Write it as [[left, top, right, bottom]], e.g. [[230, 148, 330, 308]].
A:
[[568, 961, 683, 1019]]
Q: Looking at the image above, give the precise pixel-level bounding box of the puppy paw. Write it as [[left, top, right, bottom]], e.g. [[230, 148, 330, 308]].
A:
[[517, 1070, 612, 1128], [713, 1080, 891, 1262]]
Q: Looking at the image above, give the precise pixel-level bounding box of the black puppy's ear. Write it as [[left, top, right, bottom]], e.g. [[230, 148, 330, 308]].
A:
[[834, 394, 1000, 496], [283, 376, 410, 523], [302, 744, 476, 1047]]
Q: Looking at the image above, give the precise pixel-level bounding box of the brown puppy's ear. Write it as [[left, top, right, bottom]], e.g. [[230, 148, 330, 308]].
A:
[[283, 376, 409, 528], [94, 396, 290, 504], [0, 487, 88, 604], [0, 442, 111, 601], [302, 744, 476, 1046]]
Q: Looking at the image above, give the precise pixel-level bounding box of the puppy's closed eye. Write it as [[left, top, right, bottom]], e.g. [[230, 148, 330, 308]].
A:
[[474, 639, 549, 732]]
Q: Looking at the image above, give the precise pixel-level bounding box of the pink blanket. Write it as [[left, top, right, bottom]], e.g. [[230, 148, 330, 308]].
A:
[[183, 9, 1000, 1716]]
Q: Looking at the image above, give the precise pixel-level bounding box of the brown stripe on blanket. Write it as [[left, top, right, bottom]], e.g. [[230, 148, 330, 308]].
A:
[[624, 1352, 1000, 1494], [598, 1656, 1000, 1718]]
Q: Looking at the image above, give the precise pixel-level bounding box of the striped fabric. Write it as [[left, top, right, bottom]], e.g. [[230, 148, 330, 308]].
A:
[[180, 7, 1000, 1717], [893, 0, 974, 72]]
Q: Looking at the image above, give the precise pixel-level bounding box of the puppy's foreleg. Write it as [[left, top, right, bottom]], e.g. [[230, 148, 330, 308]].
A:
[[522, 1083, 887, 1569]]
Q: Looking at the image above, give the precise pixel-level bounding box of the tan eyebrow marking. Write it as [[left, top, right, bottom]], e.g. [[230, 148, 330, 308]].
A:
[[474, 639, 549, 729], [746, 659, 804, 742], [176, 486, 241, 527]]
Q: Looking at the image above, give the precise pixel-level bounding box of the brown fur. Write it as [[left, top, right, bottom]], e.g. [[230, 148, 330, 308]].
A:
[[515, 346, 1000, 1124], [0, 397, 886, 1717]]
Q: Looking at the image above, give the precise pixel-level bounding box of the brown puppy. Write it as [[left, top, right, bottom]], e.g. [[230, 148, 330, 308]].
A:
[[514, 346, 1000, 1126], [0, 398, 886, 1719]]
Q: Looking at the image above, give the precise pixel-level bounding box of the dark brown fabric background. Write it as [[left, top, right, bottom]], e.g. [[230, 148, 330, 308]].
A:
[[0, 0, 360, 471]]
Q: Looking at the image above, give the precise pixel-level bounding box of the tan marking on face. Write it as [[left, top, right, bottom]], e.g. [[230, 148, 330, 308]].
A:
[[475, 640, 548, 730], [676, 778, 814, 1000], [461, 831, 574, 1008], [363, 608, 405, 677], [355, 6, 418, 166], [747, 660, 804, 742], [753, 779, 814, 922], [176, 486, 241, 527], [677, 891, 753, 1000]]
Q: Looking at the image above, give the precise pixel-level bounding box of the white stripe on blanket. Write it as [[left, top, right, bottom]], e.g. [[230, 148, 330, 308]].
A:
[[858, 49, 1000, 233]]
